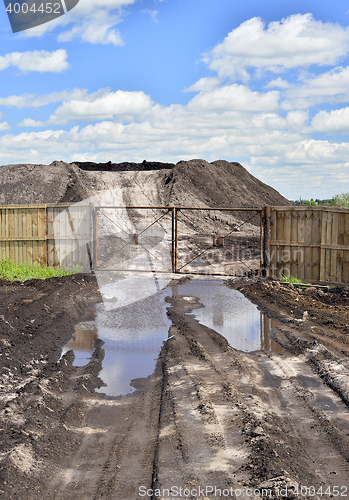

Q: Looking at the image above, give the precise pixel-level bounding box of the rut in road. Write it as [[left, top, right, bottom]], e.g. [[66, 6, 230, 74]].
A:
[[48, 290, 349, 500]]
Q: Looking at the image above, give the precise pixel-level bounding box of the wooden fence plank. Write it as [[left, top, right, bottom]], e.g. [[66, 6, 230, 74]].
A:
[[320, 210, 327, 281], [290, 211, 298, 277], [324, 212, 332, 282], [330, 212, 339, 282], [282, 210, 291, 277], [38, 207, 47, 266], [312, 210, 321, 281], [343, 214, 349, 282], [304, 210, 312, 280], [343, 249, 349, 284]]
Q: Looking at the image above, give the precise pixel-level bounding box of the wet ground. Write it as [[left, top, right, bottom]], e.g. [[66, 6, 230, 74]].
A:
[[61, 279, 282, 397], [0, 273, 349, 499]]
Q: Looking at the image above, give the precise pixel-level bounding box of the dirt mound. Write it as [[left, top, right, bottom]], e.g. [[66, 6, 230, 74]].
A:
[[159, 159, 289, 208], [0, 158, 289, 207]]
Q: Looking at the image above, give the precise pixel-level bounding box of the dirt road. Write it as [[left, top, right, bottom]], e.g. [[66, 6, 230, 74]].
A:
[[0, 274, 349, 499]]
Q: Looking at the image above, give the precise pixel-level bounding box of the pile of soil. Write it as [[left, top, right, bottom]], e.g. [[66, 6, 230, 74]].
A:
[[0, 159, 289, 208]]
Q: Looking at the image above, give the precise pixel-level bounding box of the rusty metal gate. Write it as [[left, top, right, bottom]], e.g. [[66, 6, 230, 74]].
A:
[[93, 206, 175, 272], [174, 208, 263, 276], [92, 206, 263, 276]]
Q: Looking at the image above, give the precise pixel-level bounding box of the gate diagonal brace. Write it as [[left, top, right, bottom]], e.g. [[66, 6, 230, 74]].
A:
[[177, 212, 258, 272], [96, 208, 172, 270], [137, 210, 172, 238], [98, 208, 132, 237], [136, 240, 172, 271]]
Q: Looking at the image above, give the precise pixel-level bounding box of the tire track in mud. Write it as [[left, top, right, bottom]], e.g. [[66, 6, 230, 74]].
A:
[[160, 294, 349, 497], [3, 276, 349, 499], [152, 325, 251, 496], [46, 367, 163, 500]]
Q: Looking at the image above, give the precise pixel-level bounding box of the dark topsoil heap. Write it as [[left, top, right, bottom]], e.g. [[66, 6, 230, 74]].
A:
[[0, 159, 289, 207]]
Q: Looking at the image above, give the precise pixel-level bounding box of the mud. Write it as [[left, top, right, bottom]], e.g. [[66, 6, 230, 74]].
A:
[[0, 274, 349, 499]]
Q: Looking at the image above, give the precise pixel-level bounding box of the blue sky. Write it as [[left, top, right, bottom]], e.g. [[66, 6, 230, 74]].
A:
[[1, 0, 349, 200]]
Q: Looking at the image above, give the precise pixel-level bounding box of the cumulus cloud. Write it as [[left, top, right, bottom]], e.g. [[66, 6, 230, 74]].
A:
[[17, 118, 46, 127], [56, 10, 124, 45], [0, 88, 89, 108], [184, 77, 221, 93], [0, 49, 69, 73], [187, 85, 279, 112], [44, 89, 154, 124], [281, 66, 349, 109], [23, 0, 134, 45], [0, 122, 10, 131], [203, 14, 349, 82], [311, 107, 349, 133], [265, 78, 292, 89]]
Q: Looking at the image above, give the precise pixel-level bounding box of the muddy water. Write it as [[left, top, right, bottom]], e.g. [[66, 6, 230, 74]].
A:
[[62, 278, 281, 396], [61, 322, 98, 366], [175, 280, 282, 353]]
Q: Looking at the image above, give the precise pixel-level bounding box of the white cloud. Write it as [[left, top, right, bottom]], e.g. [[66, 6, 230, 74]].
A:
[[187, 84, 279, 112], [184, 77, 221, 93], [0, 88, 89, 108], [57, 11, 124, 45], [311, 107, 349, 133], [23, 0, 134, 45], [17, 118, 46, 127], [0, 122, 10, 131], [281, 66, 349, 109], [44, 89, 154, 124], [265, 77, 292, 89], [203, 14, 349, 82], [0, 49, 69, 73]]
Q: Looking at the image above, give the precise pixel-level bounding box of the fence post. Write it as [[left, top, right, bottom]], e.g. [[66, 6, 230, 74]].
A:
[[262, 206, 271, 277]]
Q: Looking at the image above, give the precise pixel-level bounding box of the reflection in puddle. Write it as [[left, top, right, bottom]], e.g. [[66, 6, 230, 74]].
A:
[[175, 280, 282, 353], [94, 288, 171, 396], [61, 323, 98, 366], [62, 277, 282, 397], [62, 278, 171, 397]]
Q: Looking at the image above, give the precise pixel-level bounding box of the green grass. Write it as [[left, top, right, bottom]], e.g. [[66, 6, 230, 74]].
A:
[[279, 274, 307, 284], [0, 258, 80, 282]]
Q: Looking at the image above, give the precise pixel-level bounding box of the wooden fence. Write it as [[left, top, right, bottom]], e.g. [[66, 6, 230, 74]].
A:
[[0, 204, 92, 270], [1, 203, 349, 284], [266, 206, 349, 284]]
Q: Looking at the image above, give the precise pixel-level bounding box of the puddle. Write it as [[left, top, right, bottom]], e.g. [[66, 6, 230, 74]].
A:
[[175, 280, 282, 353], [62, 277, 282, 397], [62, 277, 171, 397], [93, 288, 171, 396], [61, 322, 98, 366]]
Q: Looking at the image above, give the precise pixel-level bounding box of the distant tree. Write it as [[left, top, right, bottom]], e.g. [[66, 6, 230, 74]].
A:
[[330, 193, 349, 208]]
